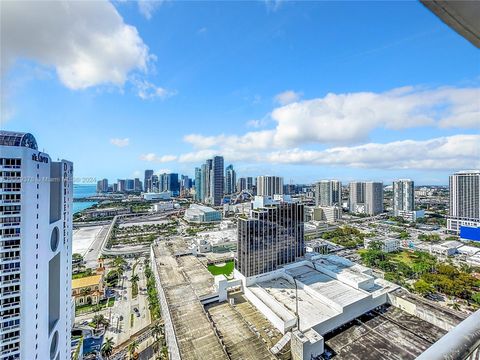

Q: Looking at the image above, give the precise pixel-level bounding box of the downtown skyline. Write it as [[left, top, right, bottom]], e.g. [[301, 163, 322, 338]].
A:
[[1, 1, 479, 185]]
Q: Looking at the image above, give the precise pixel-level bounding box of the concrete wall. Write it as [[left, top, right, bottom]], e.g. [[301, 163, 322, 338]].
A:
[[149, 246, 181, 360]]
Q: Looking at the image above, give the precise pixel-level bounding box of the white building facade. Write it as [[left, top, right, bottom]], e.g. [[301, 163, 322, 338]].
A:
[[447, 170, 480, 233], [393, 179, 414, 216], [256, 176, 284, 197], [0, 131, 73, 360]]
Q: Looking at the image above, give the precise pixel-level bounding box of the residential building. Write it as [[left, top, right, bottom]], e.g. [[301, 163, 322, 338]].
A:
[[393, 179, 414, 216], [117, 179, 126, 192], [96, 178, 108, 193], [309, 206, 342, 223], [225, 164, 236, 195], [256, 176, 284, 197], [184, 204, 222, 223], [151, 174, 159, 192], [144, 169, 153, 192], [125, 179, 135, 192], [210, 156, 224, 205], [236, 196, 304, 277], [194, 167, 202, 201], [0, 130, 73, 360], [349, 181, 383, 215], [447, 170, 480, 233], [246, 177, 254, 191], [201, 163, 209, 203], [315, 180, 341, 206]]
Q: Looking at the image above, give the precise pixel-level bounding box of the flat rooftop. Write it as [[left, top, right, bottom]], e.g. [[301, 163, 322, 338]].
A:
[[324, 305, 447, 360], [152, 240, 227, 360]]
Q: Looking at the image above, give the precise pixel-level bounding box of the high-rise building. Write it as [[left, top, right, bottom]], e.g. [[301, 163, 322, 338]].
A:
[[349, 181, 383, 215], [117, 179, 126, 192], [125, 179, 135, 191], [194, 168, 202, 201], [144, 170, 153, 192], [224, 164, 236, 195], [365, 182, 384, 215], [0, 131, 73, 360], [315, 180, 341, 206], [237, 177, 247, 193], [210, 156, 224, 205], [96, 178, 108, 193], [393, 179, 414, 216], [256, 176, 283, 197], [134, 178, 142, 192], [201, 163, 209, 202], [246, 177, 254, 191], [151, 175, 159, 192], [236, 196, 304, 277], [448, 170, 480, 233]]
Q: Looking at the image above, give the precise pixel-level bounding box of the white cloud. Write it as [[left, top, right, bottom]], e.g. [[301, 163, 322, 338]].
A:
[[180, 86, 480, 151], [274, 90, 302, 105], [197, 27, 208, 35], [134, 79, 176, 100], [140, 153, 177, 162], [138, 0, 166, 20], [156, 168, 171, 174], [155, 134, 479, 170], [1, 1, 152, 90], [110, 138, 130, 147], [264, 0, 284, 12], [265, 135, 480, 170]]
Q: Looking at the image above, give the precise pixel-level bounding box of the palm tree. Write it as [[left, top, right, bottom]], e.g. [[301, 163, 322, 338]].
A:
[[130, 274, 140, 283], [151, 322, 164, 342], [101, 337, 114, 359], [128, 340, 139, 359]]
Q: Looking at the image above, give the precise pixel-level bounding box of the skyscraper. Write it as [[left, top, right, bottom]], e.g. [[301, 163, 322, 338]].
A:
[[256, 176, 283, 197], [134, 178, 142, 192], [393, 179, 414, 216], [236, 196, 304, 277], [246, 177, 254, 191], [349, 181, 383, 215], [210, 156, 224, 205], [448, 170, 480, 233], [96, 178, 108, 193], [194, 167, 202, 201], [237, 177, 247, 193], [315, 180, 341, 206], [0, 131, 73, 360], [144, 169, 153, 192], [117, 179, 126, 192], [224, 164, 236, 195], [201, 163, 209, 203]]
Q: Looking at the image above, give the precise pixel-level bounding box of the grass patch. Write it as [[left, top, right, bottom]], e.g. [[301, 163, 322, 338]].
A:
[[130, 313, 134, 328], [208, 260, 234, 279], [75, 297, 116, 315]]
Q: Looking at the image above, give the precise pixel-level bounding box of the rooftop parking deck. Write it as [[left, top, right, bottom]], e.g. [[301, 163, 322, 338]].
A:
[[323, 305, 447, 360]]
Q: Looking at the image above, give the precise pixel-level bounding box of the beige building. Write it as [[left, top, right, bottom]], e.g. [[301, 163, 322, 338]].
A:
[[72, 274, 104, 306]]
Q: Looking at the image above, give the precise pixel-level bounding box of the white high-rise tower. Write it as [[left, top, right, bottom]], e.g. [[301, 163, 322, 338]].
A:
[[0, 131, 73, 360], [393, 179, 414, 216], [448, 170, 480, 233]]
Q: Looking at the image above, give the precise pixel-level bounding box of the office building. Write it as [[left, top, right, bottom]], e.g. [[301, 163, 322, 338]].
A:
[[0, 131, 73, 360], [315, 180, 341, 207], [160, 173, 179, 196], [117, 179, 126, 192], [236, 196, 304, 277], [448, 170, 480, 233], [224, 164, 236, 195], [144, 170, 153, 192], [125, 179, 134, 192], [393, 179, 414, 216], [349, 181, 383, 215], [256, 176, 283, 197], [210, 156, 224, 205], [96, 178, 108, 193], [151, 174, 159, 192]]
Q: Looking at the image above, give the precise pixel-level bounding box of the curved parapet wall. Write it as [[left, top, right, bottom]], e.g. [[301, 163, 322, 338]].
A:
[[416, 309, 480, 360]]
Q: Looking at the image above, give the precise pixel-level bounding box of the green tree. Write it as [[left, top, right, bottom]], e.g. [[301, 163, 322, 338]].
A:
[[128, 340, 139, 360], [413, 279, 434, 296]]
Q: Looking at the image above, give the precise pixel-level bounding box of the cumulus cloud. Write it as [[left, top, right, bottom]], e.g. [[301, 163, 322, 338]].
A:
[[265, 135, 480, 170], [151, 134, 479, 170], [1, 1, 152, 89], [180, 85, 480, 151], [110, 138, 130, 147], [274, 90, 302, 105], [140, 153, 177, 162]]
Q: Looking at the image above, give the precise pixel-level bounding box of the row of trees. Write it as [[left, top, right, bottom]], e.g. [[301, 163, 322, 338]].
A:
[[322, 226, 369, 248]]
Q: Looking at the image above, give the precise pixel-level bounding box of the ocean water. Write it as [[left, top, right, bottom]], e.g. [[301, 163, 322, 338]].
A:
[[73, 184, 97, 214]]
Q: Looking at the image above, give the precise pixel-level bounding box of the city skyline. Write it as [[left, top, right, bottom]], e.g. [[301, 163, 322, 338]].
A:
[[2, 1, 479, 185]]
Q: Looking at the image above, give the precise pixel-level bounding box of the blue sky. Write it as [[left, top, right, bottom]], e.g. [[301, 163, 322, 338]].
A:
[[2, 1, 479, 185]]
